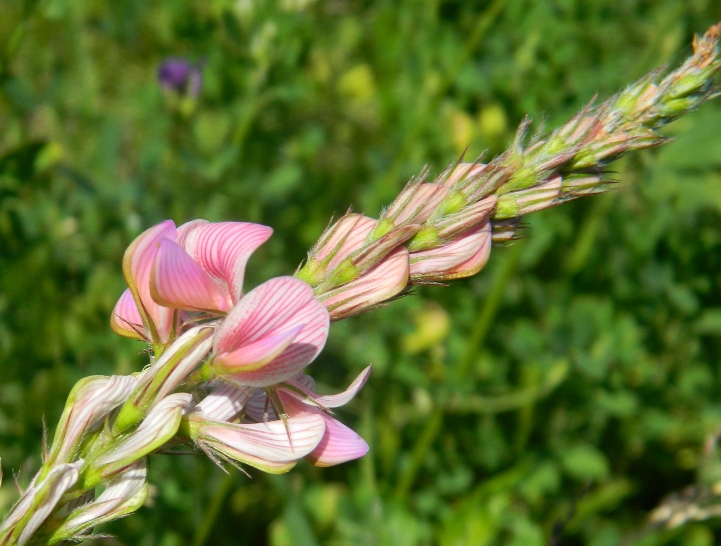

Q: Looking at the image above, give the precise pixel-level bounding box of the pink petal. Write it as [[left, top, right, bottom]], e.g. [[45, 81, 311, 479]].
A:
[[176, 219, 209, 248], [307, 413, 369, 467], [110, 288, 145, 340], [122, 220, 177, 343], [285, 366, 372, 409], [213, 277, 330, 387], [182, 222, 273, 305], [199, 413, 326, 473], [280, 395, 368, 467], [216, 324, 304, 371], [409, 221, 492, 281], [150, 239, 232, 313]]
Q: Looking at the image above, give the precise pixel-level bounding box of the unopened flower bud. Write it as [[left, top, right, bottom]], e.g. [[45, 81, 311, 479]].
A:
[[297, 213, 377, 287], [440, 162, 487, 189], [51, 461, 148, 542], [494, 174, 562, 219], [383, 183, 451, 226], [114, 326, 214, 434], [0, 461, 82, 546], [491, 218, 521, 244], [320, 224, 419, 292], [409, 222, 492, 283], [47, 375, 137, 467], [318, 247, 410, 320], [88, 393, 192, 486], [407, 195, 497, 252]]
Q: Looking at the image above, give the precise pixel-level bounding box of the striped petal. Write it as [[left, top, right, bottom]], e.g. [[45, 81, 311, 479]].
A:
[[285, 366, 371, 409], [198, 413, 326, 473], [195, 383, 256, 423], [280, 394, 368, 467], [213, 277, 330, 387], [121, 220, 177, 344], [181, 222, 273, 305], [151, 239, 232, 313], [216, 324, 304, 372], [307, 413, 369, 467], [110, 288, 145, 340]]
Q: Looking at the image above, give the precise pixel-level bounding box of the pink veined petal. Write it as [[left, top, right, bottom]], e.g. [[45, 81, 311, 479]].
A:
[[150, 239, 232, 313], [284, 366, 372, 409], [176, 219, 209, 248], [182, 222, 273, 305], [216, 324, 304, 372], [307, 413, 369, 467], [198, 413, 326, 473], [213, 277, 330, 387], [280, 395, 369, 467], [110, 288, 145, 340], [122, 220, 177, 343]]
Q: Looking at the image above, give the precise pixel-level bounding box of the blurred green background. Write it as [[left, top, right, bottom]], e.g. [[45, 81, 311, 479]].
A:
[[3, 1, 721, 545]]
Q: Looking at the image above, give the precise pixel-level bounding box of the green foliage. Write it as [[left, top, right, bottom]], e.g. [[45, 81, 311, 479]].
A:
[[2, 0, 721, 544]]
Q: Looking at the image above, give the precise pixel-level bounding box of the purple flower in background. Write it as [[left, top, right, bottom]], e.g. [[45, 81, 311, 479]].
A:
[[158, 57, 203, 98]]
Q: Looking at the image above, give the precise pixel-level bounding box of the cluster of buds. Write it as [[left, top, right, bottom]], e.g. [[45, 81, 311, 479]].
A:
[[1, 220, 369, 544], [296, 23, 721, 318]]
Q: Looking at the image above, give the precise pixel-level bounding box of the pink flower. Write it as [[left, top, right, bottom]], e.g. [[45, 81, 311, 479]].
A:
[[111, 220, 272, 345], [210, 276, 330, 387]]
